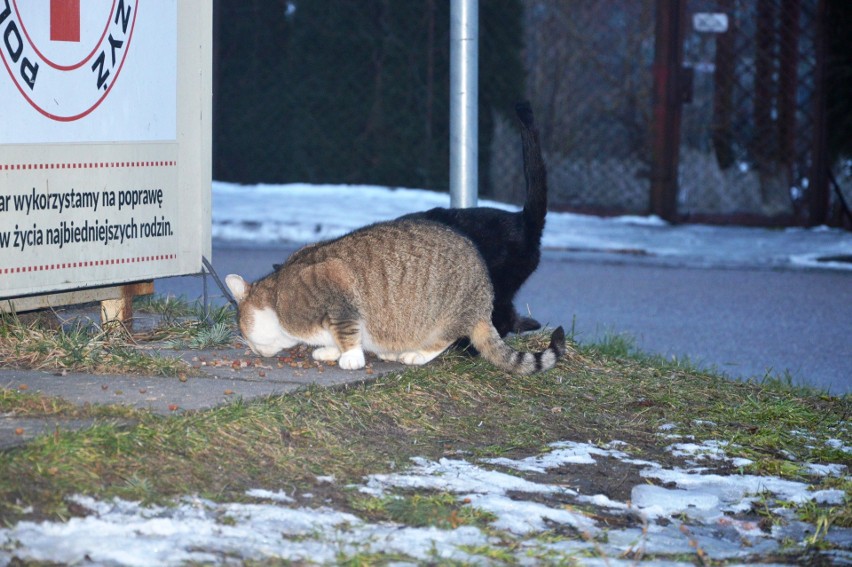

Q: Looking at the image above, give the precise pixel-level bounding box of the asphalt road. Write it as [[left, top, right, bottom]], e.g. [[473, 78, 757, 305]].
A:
[[156, 242, 851, 395], [518, 251, 851, 394]]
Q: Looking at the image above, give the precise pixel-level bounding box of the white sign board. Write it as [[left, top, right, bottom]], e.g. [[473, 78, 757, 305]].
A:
[[1, 0, 211, 300]]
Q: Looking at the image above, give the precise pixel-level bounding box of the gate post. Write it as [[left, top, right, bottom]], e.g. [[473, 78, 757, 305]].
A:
[[650, 0, 687, 221], [808, 0, 830, 226]]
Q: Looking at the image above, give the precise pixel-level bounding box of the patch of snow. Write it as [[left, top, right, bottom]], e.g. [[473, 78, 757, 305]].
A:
[[826, 438, 852, 453], [465, 493, 599, 536], [803, 463, 848, 477], [604, 522, 783, 561], [245, 488, 294, 502], [640, 467, 833, 508], [483, 440, 626, 473], [631, 484, 723, 522], [2, 438, 849, 565], [360, 456, 571, 497], [1, 496, 363, 566], [211, 182, 852, 271], [666, 439, 754, 470], [576, 493, 632, 511], [609, 214, 668, 227], [790, 429, 816, 440], [811, 489, 847, 505], [0, 495, 490, 566]]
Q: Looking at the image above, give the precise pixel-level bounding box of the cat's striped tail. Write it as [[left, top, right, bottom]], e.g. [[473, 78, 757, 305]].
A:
[[471, 321, 565, 374]]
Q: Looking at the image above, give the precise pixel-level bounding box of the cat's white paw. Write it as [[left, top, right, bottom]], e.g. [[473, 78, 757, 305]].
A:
[[312, 346, 341, 361], [338, 348, 366, 370]]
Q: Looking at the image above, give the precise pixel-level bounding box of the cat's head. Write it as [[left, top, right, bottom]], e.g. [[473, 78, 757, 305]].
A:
[[225, 274, 297, 357]]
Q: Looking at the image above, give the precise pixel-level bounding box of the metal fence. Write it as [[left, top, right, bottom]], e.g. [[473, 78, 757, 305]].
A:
[[213, 0, 850, 228], [489, 0, 657, 214], [677, 0, 829, 223]]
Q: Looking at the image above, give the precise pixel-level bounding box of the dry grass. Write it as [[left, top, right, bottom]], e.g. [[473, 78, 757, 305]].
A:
[[0, 303, 232, 377]]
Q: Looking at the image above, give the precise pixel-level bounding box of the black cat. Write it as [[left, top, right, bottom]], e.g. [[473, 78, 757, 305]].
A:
[[400, 101, 548, 337], [272, 102, 548, 338]]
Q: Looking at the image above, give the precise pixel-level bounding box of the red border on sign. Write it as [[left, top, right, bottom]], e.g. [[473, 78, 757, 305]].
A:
[[1, 161, 177, 170], [1, 255, 177, 275]]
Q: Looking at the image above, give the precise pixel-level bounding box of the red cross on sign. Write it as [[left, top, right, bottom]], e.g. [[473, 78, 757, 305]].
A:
[[50, 0, 81, 42]]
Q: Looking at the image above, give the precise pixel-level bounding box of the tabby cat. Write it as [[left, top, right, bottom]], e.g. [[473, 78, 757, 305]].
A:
[[227, 219, 564, 374]]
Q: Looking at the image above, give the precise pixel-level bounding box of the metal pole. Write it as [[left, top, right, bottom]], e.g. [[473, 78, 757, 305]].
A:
[[450, 0, 478, 208], [649, 0, 686, 221]]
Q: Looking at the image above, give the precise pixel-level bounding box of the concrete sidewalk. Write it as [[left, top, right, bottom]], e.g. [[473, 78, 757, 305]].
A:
[[3, 345, 401, 408]]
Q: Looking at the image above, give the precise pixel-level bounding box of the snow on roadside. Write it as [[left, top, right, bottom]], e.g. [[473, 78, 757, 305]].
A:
[[211, 181, 852, 271], [1, 438, 849, 566]]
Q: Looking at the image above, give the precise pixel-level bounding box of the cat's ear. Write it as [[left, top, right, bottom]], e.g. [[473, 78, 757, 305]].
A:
[[225, 274, 250, 303]]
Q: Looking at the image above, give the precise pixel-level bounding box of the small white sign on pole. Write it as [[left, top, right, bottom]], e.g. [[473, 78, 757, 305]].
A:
[[692, 13, 729, 34], [0, 0, 211, 304]]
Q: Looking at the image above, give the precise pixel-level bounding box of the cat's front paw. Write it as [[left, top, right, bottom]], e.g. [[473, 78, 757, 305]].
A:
[[312, 346, 341, 361], [338, 348, 366, 370]]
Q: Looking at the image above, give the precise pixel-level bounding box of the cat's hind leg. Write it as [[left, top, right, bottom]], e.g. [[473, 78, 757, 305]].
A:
[[397, 341, 452, 366]]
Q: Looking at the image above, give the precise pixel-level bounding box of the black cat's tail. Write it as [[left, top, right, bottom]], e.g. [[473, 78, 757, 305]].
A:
[[515, 101, 548, 238], [471, 320, 565, 375]]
